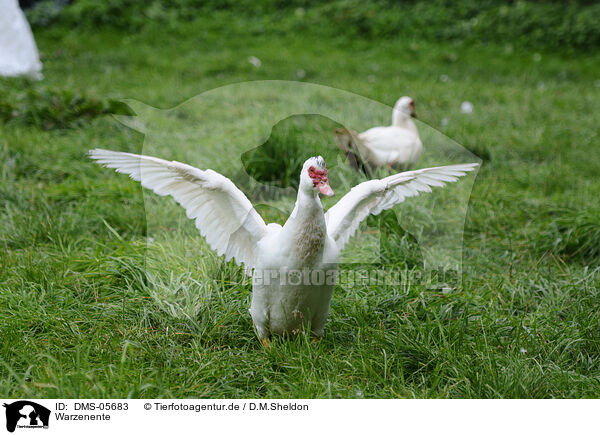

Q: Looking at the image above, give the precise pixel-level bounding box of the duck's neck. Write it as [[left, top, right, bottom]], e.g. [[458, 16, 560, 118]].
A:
[[392, 111, 418, 134], [289, 189, 325, 228], [285, 189, 327, 265]]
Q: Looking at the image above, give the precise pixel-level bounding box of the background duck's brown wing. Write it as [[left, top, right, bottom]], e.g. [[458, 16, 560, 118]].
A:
[[334, 127, 373, 177]]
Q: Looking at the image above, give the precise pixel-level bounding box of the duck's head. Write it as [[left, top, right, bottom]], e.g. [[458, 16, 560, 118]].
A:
[[394, 96, 417, 119], [300, 156, 334, 197]]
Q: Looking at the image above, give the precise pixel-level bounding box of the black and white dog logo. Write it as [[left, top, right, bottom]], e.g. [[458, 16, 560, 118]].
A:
[[3, 401, 50, 433]]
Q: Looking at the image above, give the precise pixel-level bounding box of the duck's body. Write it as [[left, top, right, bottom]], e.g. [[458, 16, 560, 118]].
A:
[[251, 189, 340, 337], [91, 149, 476, 340], [357, 126, 422, 168], [336, 96, 422, 173]]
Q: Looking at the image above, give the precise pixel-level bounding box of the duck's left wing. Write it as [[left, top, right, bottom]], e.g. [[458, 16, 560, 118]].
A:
[[325, 163, 478, 251], [90, 149, 267, 273]]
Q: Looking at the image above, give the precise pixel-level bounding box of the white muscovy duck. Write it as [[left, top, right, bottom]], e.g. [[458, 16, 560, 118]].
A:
[[90, 148, 476, 341], [335, 96, 422, 174]]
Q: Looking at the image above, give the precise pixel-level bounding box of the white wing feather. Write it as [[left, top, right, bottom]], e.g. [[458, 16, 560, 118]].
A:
[[89, 149, 267, 272], [325, 163, 478, 250]]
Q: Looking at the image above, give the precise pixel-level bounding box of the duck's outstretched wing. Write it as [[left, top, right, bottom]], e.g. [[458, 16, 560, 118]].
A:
[[90, 149, 267, 272], [325, 163, 478, 251]]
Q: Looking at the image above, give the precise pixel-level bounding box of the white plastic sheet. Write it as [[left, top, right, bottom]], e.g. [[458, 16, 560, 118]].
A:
[[0, 0, 43, 79]]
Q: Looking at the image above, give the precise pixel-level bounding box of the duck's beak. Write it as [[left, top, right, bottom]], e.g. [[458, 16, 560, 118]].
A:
[[411, 111, 417, 118], [318, 180, 334, 196]]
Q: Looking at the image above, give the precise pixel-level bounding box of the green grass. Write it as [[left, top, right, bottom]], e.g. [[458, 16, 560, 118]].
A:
[[1, 20, 600, 398]]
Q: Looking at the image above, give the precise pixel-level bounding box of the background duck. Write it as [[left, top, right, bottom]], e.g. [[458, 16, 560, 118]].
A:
[[336, 96, 423, 176]]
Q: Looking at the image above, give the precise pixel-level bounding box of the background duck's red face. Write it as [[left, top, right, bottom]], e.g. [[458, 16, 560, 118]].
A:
[[308, 166, 334, 196], [409, 100, 417, 118]]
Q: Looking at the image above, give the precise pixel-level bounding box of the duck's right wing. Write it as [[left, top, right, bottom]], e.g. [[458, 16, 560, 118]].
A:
[[90, 149, 267, 272]]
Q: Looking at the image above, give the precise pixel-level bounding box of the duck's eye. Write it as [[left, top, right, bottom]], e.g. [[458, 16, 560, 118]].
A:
[[308, 167, 315, 174]]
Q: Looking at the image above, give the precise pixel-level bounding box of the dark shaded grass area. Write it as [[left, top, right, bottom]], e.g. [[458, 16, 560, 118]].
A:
[[24, 0, 600, 52]]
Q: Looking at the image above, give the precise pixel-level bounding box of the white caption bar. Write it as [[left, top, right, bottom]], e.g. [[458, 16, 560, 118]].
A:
[[0, 399, 597, 434]]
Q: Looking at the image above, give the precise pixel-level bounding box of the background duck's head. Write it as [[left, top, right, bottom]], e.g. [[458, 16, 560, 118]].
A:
[[393, 96, 417, 119], [300, 156, 334, 197]]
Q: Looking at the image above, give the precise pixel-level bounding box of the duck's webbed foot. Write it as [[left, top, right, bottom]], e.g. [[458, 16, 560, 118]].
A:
[[311, 326, 325, 343], [260, 337, 271, 348]]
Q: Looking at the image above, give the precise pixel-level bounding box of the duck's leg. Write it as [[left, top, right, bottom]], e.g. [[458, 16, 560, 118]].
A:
[[336, 128, 374, 177], [360, 160, 373, 179], [255, 325, 269, 338], [346, 152, 361, 171], [311, 324, 325, 343]]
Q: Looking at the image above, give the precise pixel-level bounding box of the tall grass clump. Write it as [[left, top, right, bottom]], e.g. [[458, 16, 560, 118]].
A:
[[241, 115, 341, 190], [538, 207, 600, 265]]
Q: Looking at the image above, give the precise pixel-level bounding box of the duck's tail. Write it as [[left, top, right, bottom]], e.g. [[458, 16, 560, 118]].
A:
[[334, 127, 372, 178]]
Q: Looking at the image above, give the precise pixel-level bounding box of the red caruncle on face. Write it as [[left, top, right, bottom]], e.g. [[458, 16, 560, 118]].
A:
[[308, 166, 328, 186], [308, 164, 334, 197]]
